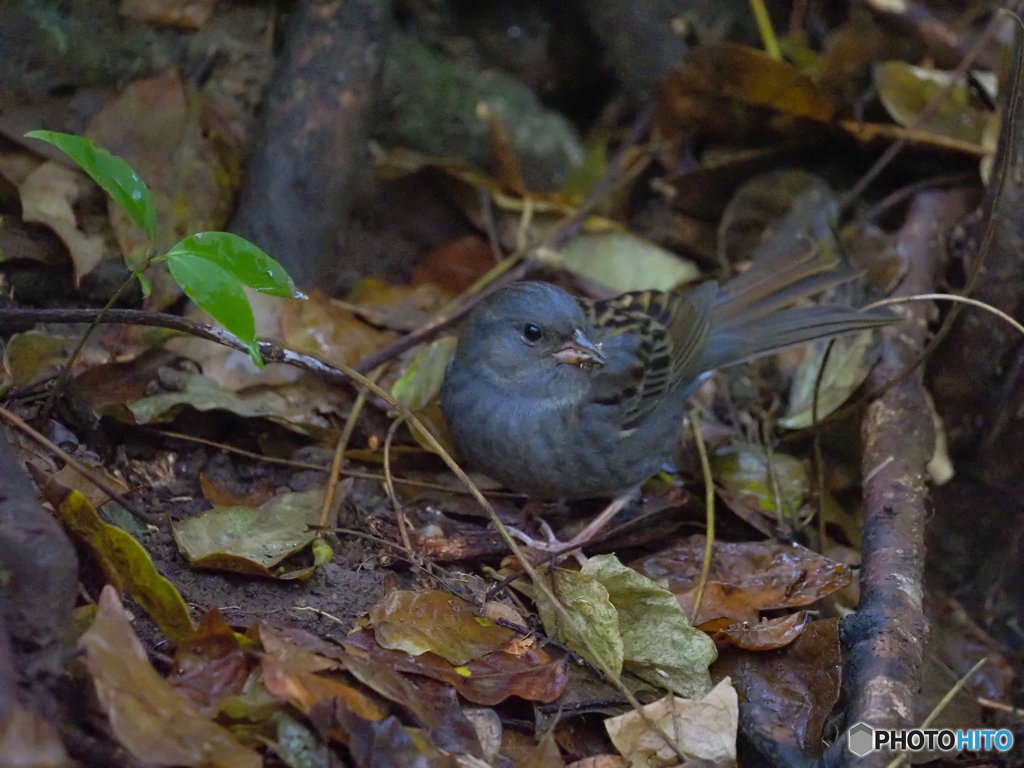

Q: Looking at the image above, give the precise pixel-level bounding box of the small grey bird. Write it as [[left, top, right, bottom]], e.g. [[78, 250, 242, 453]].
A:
[[440, 244, 895, 553]]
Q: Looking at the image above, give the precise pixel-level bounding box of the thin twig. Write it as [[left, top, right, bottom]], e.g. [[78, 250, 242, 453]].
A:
[[812, 339, 835, 551], [42, 273, 137, 414], [384, 416, 412, 551], [688, 410, 715, 625], [864, 293, 1024, 337], [883, 658, 988, 768], [319, 367, 382, 530], [749, 0, 782, 58]]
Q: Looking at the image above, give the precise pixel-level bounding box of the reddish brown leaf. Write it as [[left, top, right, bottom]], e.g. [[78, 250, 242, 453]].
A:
[[632, 536, 852, 613], [712, 611, 810, 651], [169, 608, 250, 710], [343, 629, 568, 706], [714, 618, 842, 756]]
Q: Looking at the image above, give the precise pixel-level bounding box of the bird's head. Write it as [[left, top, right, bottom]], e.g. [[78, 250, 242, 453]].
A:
[[452, 282, 605, 399]]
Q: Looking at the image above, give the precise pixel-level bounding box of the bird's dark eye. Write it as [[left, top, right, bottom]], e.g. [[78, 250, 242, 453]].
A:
[[522, 324, 543, 343]]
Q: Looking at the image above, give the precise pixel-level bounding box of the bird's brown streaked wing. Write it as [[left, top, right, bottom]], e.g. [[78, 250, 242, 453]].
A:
[[580, 282, 718, 428]]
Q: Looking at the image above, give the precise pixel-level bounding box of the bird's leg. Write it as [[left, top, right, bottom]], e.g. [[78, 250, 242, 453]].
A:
[[508, 486, 642, 556]]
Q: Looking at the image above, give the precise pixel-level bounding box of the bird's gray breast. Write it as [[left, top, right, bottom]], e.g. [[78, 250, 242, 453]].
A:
[[441, 363, 674, 499]]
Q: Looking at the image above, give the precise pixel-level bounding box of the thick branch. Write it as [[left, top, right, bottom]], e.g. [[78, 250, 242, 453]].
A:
[[842, 189, 973, 767]]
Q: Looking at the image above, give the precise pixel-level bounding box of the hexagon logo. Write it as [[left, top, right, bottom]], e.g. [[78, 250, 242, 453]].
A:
[[848, 722, 875, 757]]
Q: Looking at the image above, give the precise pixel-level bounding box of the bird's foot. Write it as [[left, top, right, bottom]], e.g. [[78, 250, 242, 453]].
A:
[[508, 487, 642, 563]]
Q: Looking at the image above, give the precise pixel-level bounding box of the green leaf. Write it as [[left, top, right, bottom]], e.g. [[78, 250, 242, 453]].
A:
[[560, 140, 607, 201], [166, 232, 299, 298], [536, 567, 623, 675], [166, 251, 261, 366], [133, 270, 153, 298], [391, 336, 458, 412], [24, 131, 156, 242], [583, 554, 716, 698]]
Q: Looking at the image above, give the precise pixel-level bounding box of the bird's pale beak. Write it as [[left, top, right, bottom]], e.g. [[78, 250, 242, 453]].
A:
[[553, 329, 605, 367]]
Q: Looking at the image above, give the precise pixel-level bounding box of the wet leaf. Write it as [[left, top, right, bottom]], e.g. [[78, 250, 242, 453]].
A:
[[17, 161, 110, 283], [343, 278, 450, 332], [710, 444, 809, 521], [369, 590, 517, 666], [557, 232, 700, 293], [24, 130, 156, 241], [782, 330, 879, 428], [604, 677, 738, 768], [343, 629, 568, 706], [169, 608, 250, 711], [712, 611, 809, 651], [582, 555, 716, 698], [326, 705, 450, 768], [34, 469, 195, 643], [875, 61, 992, 144], [714, 619, 841, 755], [411, 235, 495, 295], [632, 536, 852, 617], [658, 42, 835, 140], [172, 489, 331, 579], [79, 586, 261, 768], [341, 651, 484, 757], [199, 474, 277, 509], [536, 567, 623, 676], [166, 232, 299, 299], [166, 252, 260, 365]]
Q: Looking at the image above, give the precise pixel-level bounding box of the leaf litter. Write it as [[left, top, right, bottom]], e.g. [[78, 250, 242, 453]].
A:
[[1, 3, 1017, 766]]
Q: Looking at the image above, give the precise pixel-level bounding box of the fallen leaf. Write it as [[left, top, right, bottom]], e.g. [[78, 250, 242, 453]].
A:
[[712, 611, 809, 651], [557, 232, 700, 293], [711, 444, 809, 521], [604, 677, 738, 767], [536, 567, 624, 677], [782, 330, 879, 429], [632, 536, 852, 614], [714, 619, 841, 755], [78, 586, 260, 768], [34, 469, 195, 643], [2, 331, 77, 391], [342, 628, 568, 706], [875, 61, 992, 144], [169, 608, 250, 706], [369, 589, 518, 666], [18, 162, 109, 283], [582, 555, 716, 698], [280, 289, 396, 368], [172, 489, 331, 579]]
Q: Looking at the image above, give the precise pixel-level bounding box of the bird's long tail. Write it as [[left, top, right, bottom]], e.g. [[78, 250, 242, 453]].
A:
[[699, 200, 897, 370]]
